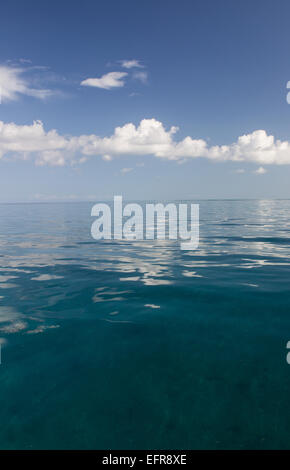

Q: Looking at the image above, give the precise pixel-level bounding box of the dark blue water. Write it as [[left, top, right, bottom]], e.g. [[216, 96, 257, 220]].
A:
[[0, 200, 290, 449]]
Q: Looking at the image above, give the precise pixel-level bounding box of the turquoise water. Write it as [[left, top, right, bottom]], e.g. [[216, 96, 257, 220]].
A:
[[0, 200, 290, 449]]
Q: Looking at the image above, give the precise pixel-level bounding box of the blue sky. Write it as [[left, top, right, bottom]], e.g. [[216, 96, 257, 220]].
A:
[[1, 0, 290, 201]]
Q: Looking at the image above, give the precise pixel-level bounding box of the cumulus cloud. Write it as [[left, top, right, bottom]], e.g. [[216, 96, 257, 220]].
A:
[[0, 65, 53, 102], [1, 118, 290, 167], [81, 72, 128, 90], [120, 59, 143, 69], [0, 120, 71, 166]]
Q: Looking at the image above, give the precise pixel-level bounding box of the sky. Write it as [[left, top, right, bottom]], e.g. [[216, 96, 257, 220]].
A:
[[1, 0, 290, 201]]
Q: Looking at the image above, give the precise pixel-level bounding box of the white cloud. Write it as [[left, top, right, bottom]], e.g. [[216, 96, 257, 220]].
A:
[[1, 118, 290, 167], [120, 60, 143, 69], [254, 166, 267, 174], [133, 71, 148, 84], [0, 120, 70, 166], [102, 154, 112, 161], [19, 58, 32, 64], [81, 72, 128, 90], [234, 168, 245, 174], [0, 65, 53, 102]]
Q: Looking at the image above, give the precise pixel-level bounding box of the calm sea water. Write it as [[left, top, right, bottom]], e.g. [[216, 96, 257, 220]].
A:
[[0, 200, 290, 449]]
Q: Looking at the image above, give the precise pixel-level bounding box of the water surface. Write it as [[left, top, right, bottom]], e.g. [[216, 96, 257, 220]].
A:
[[0, 200, 290, 449]]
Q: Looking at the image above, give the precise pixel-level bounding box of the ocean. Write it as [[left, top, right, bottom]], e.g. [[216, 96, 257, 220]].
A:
[[0, 199, 290, 449]]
